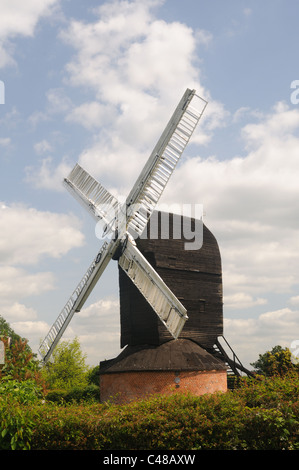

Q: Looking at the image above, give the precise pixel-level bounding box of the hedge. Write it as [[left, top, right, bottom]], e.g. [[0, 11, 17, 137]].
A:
[[0, 373, 298, 450], [45, 384, 100, 403]]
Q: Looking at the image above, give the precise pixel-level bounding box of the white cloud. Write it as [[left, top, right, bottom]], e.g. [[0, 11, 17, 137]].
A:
[[73, 299, 121, 364], [288, 295, 299, 307], [0, 266, 54, 299], [224, 293, 267, 310], [0, 203, 85, 265], [26, 0, 224, 193], [224, 308, 299, 369], [1, 302, 38, 321], [25, 156, 73, 191], [11, 320, 50, 347], [46, 88, 73, 115], [160, 102, 299, 305], [0, 0, 60, 68], [243, 8, 252, 17], [0, 200, 84, 340], [0, 137, 11, 147], [66, 101, 117, 130], [0, 201, 86, 355], [34, 139, 53, 155], [0, 0, 59, 39], [57, 0, 223, 188], [37, 297, 121, 366]]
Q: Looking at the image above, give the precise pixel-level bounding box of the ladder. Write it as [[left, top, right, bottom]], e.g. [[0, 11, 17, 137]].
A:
[[126, 91, 207, 237], [209, 335, 254, 381], [38, 241, 112, 363]]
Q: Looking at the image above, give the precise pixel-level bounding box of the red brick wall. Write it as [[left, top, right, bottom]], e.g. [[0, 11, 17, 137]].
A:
[[100, 369, 227, 404]]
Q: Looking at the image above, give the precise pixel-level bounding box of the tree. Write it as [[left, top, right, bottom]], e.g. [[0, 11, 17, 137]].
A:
[[251, 345, 299, 376], [0, 316, 46, 391], [0, 316, 25, 345], [42, 337, 90, 390], [87, 365, 100, 386]]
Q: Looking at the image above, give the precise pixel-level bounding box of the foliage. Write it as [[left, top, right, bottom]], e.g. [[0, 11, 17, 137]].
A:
[[7, 372, 297, 451], [30, 402, 101, 450], [0, 317, 47, 392], [251, 345, 299, 376], [236, 371, 299, 409], [0, 316, 26, 345], [87, 365, 100, 386], [41, 337, 90, 391], [0, 395, 37, 450], [0, 376, 43, 404], [45, 384, 100, 404], [0, 334, 297, 450]]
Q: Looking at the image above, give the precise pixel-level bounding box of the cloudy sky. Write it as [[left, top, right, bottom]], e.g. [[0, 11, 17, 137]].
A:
[[1, 0, 299, 368]]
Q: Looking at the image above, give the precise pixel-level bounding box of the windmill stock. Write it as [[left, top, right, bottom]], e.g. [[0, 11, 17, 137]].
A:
[[38, 88, 208, 365]]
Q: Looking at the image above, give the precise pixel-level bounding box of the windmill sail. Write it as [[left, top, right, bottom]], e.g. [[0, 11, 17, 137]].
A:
[[118, 236, 188, 339], [64, 163, 121, 235], [38, 240, 117, 363], [125, 89, 207, 237]]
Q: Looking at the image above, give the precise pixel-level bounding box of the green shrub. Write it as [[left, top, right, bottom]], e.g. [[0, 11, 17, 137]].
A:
[[44, 389, 69, 403], [94, 392, 245, 450], [1, 374, 298, 450], [0, 376, 43, 404], [66, 384, 99, 402], [30, 385, 299, 450], [30, 402, 102, 450], [239, 407, 299, 450], [236, 372, 299, 409], [0, 396, 36, 450], [45, 384, 99, 403], [0, 376, 43, 450]]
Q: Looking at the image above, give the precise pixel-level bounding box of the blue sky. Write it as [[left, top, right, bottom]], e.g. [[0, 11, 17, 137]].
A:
[[1, 0, 299, 367]]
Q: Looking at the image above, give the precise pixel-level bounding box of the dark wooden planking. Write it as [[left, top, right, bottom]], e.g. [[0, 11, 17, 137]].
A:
[[118, 211, 223, 349]]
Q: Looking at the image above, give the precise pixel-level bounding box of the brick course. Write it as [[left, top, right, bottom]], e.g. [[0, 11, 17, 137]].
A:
[[100, 369, 227, 404]]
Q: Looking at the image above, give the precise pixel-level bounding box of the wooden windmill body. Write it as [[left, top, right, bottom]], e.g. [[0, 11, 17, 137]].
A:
[[99, 211, 230, 403], [119, 212, 223, 349]]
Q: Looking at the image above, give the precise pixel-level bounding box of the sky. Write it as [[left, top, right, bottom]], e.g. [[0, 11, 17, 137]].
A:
[[1, 0, 299, 369]]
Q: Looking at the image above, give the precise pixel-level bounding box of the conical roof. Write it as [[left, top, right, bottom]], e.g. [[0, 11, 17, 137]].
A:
[[99, 339, 227, 374]]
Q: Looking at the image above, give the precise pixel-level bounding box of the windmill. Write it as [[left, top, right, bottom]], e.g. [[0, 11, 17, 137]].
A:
[[38, 88, 208, 364]]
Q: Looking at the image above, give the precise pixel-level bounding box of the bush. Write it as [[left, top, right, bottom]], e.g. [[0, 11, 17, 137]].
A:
[[1, 373, 298, 450], [251, 345, 299, 376], [66, 384, 99, 402], [235, 372, 299, 409], [0, 396, 36, 450], [44, 389, 69, 403], [30, 376, 299, 450], [45, 384, 99, 403], [30, 403, 102, 450], [239, 407, 298, 450], [0, 376, 43, 450], [0, 376, 43, 404], [41, 338, 90, 391]]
